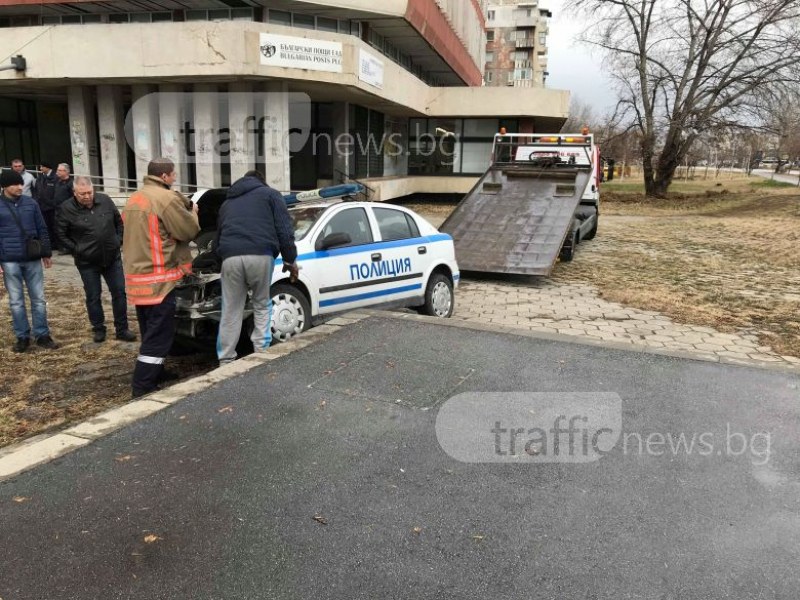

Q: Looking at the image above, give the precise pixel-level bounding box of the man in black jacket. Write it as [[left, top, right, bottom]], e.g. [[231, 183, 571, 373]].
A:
[[56, 176, 136, 343], [33, 160, 58, 250], [215, 170, 298, 365]]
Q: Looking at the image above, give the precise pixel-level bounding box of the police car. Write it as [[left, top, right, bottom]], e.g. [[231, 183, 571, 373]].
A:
[[174, 195, 460, 348]]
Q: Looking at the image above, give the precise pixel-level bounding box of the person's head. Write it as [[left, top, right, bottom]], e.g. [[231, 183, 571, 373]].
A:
[[244, 169, 266, 184], [499, 127, 507, 135], [0, 169, 24, 199], [11, 159, 25, 173], [56, 163, 71, 181], [40, 160, 53, 174], [73, 176, 95, 208], [147, 158, 177, 187]]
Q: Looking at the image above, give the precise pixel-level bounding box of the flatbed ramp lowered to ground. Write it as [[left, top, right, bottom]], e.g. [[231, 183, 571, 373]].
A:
[[440, 166, 592, 275]]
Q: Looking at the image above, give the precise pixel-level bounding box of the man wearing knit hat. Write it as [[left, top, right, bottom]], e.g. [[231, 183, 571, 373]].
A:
[[0, 168, 58, 352]]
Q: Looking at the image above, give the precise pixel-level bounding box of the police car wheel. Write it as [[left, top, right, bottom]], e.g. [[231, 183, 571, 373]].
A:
[[423, 273, 454, 318], [270, 284, 311, 342]]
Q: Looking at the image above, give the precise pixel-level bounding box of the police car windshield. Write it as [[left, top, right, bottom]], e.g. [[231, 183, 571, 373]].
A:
[[289, 205, 328, 240]]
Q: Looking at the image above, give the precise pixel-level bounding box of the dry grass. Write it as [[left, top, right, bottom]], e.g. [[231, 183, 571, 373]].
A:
[[551, 182, 800, 357], [0, 282, 214, 447]]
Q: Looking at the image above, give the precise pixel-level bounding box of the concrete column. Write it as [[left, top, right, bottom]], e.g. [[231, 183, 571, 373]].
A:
[[193, 83, 221, 189], [228, 81, 254, 182], [331, 101, 350, 182], [261, 82, 291, 192], [67, 86, 100, 177], [158, 84, 189, 182], [130, 85, 160, 183], [96, 85, 127, 192]]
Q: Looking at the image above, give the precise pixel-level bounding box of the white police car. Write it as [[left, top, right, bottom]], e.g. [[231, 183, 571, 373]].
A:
[[174, 197, 460, 348]]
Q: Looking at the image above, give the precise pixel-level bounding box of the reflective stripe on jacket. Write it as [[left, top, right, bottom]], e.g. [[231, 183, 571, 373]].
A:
[[121, 176, 200, 306]]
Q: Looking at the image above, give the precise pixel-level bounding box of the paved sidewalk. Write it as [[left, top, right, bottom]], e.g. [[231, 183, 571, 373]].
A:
[[454, 278, 800, 369]]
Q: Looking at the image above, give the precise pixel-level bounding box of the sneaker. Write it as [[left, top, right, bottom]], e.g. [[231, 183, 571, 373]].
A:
[[93, 329, 107, 343], [13, 337, 30, 353], [115, 330, 137, 342], [36, 335, 59, 350]]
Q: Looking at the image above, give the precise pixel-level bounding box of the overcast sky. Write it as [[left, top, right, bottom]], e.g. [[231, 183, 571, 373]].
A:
[[540, 0, 618, 114]]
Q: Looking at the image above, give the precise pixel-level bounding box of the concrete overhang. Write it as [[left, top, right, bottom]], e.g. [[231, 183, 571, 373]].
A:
[[0, 20, 568, 125], [0, 0, 481, 86]]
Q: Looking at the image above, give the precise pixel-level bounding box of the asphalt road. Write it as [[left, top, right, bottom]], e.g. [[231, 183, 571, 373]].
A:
[[752, 168, 800, 186], [1, 316, 799, 599]]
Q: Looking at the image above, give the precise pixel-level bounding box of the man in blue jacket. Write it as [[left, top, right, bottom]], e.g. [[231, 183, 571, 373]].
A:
[[215, 170, 298, 365], [0, 169, 58, 352]]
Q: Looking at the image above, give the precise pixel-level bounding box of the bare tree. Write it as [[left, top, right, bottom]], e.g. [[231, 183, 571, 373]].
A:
[[570, 0, 800, 197], [561, 96, 598, 132]]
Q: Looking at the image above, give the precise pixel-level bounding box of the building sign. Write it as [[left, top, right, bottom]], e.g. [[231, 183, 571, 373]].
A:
[[359, 49, 384, 89], [259, 33, 343, 73]]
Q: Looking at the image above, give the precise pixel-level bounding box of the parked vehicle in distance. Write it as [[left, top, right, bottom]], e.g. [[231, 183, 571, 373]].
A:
[[174, 193, 460, 350]]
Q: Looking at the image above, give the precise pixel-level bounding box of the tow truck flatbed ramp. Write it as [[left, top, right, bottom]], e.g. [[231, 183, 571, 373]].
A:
[[440, 167, 592, 276]]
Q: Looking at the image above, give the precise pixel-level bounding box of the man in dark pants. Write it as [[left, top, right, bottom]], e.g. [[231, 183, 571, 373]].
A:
[[56, 176, 137, 344], [33, 160, 58, 250], [122, 159, 199, 398], [52, 163, 74, 253]]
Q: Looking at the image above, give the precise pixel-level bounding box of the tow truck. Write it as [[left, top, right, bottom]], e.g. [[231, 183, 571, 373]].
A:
[[439, 132, 602, 275]]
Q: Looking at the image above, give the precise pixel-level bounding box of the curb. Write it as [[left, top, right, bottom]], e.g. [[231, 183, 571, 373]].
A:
[[380, 310, 800, 376], [0, 312, 369, 483], [2, 309, 797, 483]]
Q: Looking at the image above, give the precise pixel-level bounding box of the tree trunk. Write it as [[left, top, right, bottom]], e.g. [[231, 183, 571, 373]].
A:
[[651, 133, 686, 198], [641, 136, 658, 197]]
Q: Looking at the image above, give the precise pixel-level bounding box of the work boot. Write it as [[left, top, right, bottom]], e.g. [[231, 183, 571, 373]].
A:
[[36, 335, 59, 350], [13, 337, 30, 353], [115, 330, 137, 342], [93, 329, 107, 343]]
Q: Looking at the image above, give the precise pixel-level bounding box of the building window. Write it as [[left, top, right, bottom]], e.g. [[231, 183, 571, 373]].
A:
[[486, 30, 495, 42], [108, 14, 129, 23], [317, 17, 338, 32], [267, 9, 292, 26], [488, 10, 495, 20], [539, 33, 547, 46], [486, 71, 493, 83], [485, 51, 494, 63], [231, 8, 253, 21], [151, 12, 173, 22], [293, 13, 315, 30], [61, 15, 81, 24]]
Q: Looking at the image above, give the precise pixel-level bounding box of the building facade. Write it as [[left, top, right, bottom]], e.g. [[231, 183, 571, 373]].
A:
[[0, 0, 567, 198], [484, 0, 551, 88]]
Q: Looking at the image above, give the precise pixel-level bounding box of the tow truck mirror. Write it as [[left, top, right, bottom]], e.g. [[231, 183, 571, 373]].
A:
[[316, 232, 352, 251]]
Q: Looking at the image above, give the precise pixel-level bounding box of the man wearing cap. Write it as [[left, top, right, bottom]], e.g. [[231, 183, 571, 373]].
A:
[[0, 168, 58, 352], [33, 160, 58, 250]]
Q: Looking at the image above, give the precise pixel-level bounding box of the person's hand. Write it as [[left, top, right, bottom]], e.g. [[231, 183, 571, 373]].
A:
[[282, 262, 299, 283], [42, 257, 52, 269]]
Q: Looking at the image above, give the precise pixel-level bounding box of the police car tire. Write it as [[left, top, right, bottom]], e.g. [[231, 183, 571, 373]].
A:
[[422, 272, 454, 318], [270, 283, 311, 342]]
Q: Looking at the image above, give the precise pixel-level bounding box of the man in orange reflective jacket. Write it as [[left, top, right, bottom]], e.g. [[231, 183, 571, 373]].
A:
[[122, 158, 200, 398]]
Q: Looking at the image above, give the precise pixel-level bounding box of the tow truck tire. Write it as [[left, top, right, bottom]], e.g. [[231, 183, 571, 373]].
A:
[[271, 283, 312, 343], [559, 231, 578, 262], [583, 216, 598, 241], [421, 272, 454, 318]]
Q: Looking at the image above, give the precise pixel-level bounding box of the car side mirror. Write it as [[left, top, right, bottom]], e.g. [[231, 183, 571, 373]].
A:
[[316, 232, 352, 251]]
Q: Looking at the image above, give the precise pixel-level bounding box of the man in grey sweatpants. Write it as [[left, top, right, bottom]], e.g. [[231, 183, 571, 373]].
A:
[[215, 170, 299, 365]]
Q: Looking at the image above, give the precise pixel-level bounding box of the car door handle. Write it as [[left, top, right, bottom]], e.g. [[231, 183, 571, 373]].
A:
[[371, 253, 382, 262], [417, 246, 427, 255]]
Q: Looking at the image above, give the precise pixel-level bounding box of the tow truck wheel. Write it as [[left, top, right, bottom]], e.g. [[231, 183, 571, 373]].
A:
[[583, 216, 598, 241], [271, 283, 311, 342], [422, 272, 454, 318], [559, 231, 578, 262]]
